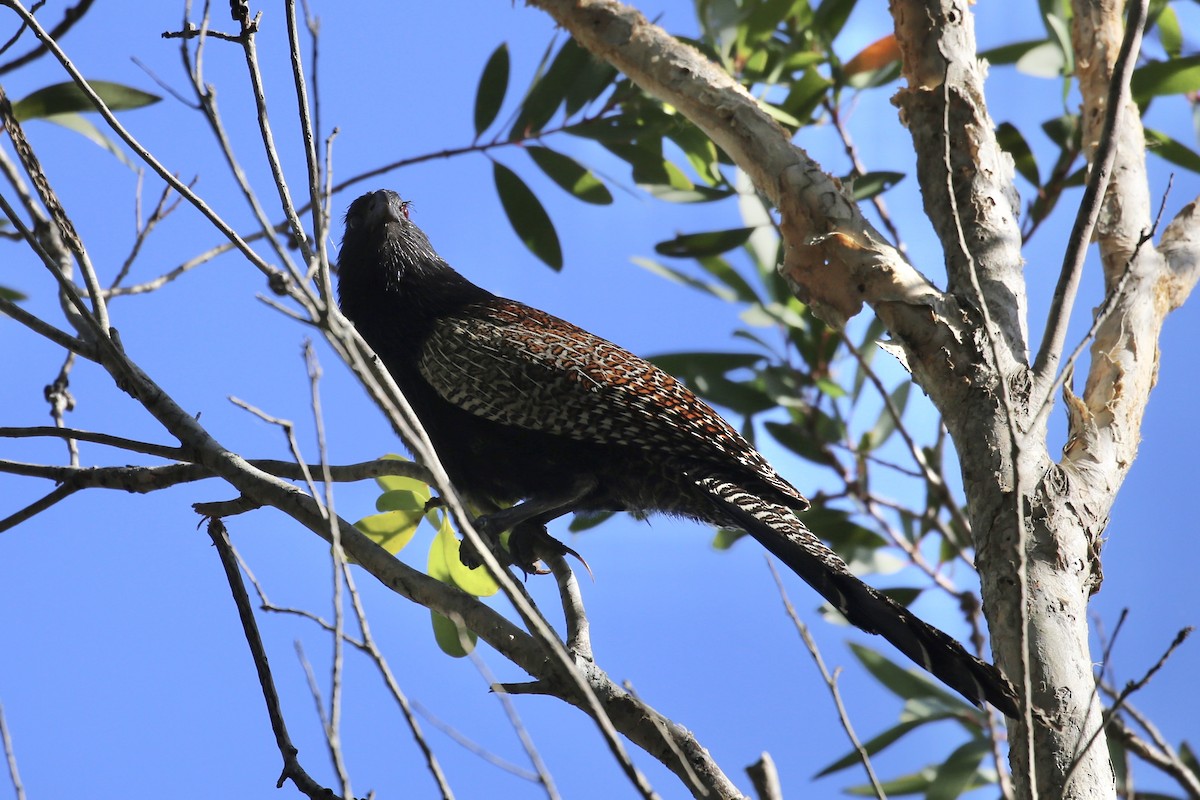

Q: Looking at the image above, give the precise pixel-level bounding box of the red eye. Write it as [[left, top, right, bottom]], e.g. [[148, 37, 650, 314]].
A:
[[400, 200, 412, 219]]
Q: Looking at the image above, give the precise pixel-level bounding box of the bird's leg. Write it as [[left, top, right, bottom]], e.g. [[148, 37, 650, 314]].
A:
[[460, 476, 598, 574], [475, 474, 598, 534]]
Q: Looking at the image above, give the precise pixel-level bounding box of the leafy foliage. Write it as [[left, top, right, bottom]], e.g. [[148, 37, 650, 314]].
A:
[[354, 456, 498, 656]]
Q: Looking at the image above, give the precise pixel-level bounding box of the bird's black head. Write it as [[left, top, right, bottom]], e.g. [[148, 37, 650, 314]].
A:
[[337, 189, 445, 287], [337, 190, 486, 330]]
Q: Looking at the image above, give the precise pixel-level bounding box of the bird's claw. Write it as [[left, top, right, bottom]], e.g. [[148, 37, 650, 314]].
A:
[[457, 516, 592, 579]]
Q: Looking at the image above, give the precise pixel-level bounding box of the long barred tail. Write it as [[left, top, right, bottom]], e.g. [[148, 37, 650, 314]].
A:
[[697, 475, 1020, 718]]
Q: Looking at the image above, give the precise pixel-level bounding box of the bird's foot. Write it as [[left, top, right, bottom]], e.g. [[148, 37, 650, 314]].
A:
[[458, 516, 590, 578], [507, 523, 592, 579]]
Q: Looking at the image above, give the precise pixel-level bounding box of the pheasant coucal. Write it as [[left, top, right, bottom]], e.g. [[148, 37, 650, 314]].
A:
[[336, 189, 1019, 717]]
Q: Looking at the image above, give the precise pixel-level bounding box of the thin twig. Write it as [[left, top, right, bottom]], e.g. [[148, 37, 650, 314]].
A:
[[285, 0, 329, 291], [1033, 176, 1172, 425], [1100, 691, 1200, 799], [0, 0, 291, 289], [0, 703, 26, 800], [1106, 714, 1200, 799], [0, 426, 184, 459], [767, 560, 886, 800], [456, 615, 562, 800], [176, 12, 306, 293], [45, 353, 78, 466], [0, 294, 92, 357], [235, 10, 315, 270], [823, 98, 906, 253], [341, 565, 455, 798], [0, 82, 108, 331], [1031, 0, 1150, 384], [228, 398, 321, 509], [411, 699, 539, 781], [111, 179, 185, 290], [0, 484, 76, 532], [0, 0, 92, 76], [206, 518, 338, 799], [841, 334, 974, 542], [1062, 626, 1193, 789], [303, 342, 352, 798]]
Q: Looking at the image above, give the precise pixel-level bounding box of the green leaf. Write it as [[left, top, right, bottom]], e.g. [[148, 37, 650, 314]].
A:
[[431, 611, 476, 658], [376, 462, 434, 494], [1156, 5, 1182, 58], [816, 717, 945, 776], [980, 38, 1049, 66], [712, 527, 746, 550], [800, 508, 891, 571], [780, 67, 833, 125], [848, 171, 904, 201], [526, 146, 612, 204], [38, 113, 136, 168], [376, 487, 429, 514], [1045, 12, 1075, 74], [811, 0, 855, 43], [696, 376, 776, 416], [641, 182, 733, 203], [655, 227, 755, 258], [743, 0, 799, 42], [1015, 39, 1067, 78], [667, 123, 722, 185], [493, 161, 562, 269], [564, 55, 617, 116], [696, 255, 761, 303], [1107, 715, 1129, 791], [568, 509, 614, 532], [510, 38, 590, 138], [13, 81, 159, 120], [354, 510, 422, 555], [633, 256, 740, 302], [1132, 55, 1200, 103], [845, 61, 901, 90], [372, 454, 422, 492], [648, 351, 775, 417], [927, 739, 991, 800], [815, 377, 845, 399], [1145, 128, 1200, 173], [473, 43, 510, 137], [850, 643, 975, 711], [996, 122, 1040, 187], [1180, 740, 1198, 779], [0, 285, 28, 302], [847, 767, 935, 796], [861, 381, 910, 451], [764, 419, 839, 467], [434, 518, 499, 597]]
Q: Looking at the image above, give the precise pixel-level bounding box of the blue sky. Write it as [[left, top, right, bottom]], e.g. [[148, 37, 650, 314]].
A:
[[1, 1, 1197, 798]]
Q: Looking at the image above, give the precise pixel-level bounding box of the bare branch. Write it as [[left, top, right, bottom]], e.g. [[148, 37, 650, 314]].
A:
[[206, 518, 341, 800], [767, 560, 886, 800], [1032, 0, 1149, 383], [0, 703, 26, 800], [0, 0, 93, 75], [0, 82, 108, 331], [341, 565, 455, 799], [0, 0, 291, 290], [746, 753, 782, 800], [458, 618, 562, 800]]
